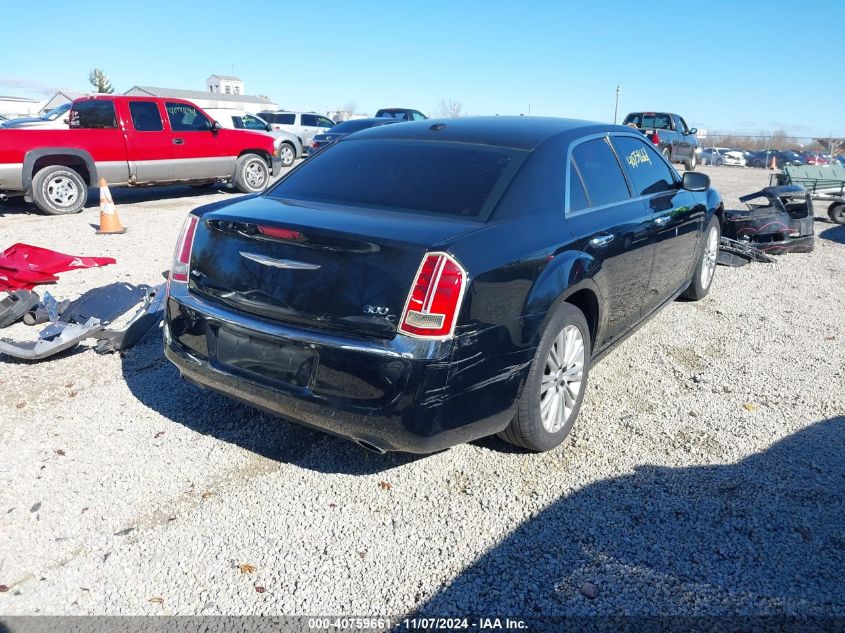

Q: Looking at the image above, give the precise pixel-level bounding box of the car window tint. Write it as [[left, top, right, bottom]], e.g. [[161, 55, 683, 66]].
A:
[[277, 113, 296, 124], [241, 115, 267, 130], [69, 101, 117, 129], [570, 138, 630, 207], [568, 162, 589, 212], [128, 101, 162, 132], [166, 103, 210, 131], [317, 117, 334, 128], [268, 140, 515, 218], [301, 114, 318, 126], [611, 136, 675, 196]]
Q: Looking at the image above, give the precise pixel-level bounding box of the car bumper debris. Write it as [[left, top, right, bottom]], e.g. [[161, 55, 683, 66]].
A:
[[0, 283, 165, 361], [723, 186, 814, 255]]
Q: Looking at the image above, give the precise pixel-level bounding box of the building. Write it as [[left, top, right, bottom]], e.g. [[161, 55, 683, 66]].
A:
[[206, 75, 244, 96], [124, 85, 277, 114], [0, 95, 42, 118], [39, 90, 88, 114]]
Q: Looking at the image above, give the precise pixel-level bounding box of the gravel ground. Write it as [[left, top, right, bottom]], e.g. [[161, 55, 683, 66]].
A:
[[0, 164, 843, 618]]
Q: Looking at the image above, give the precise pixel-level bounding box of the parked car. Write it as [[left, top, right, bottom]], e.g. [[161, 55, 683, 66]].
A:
[[204, 108, 302, 167], [748, 150, 805, 169], [0, 103, 72, 130], [700, 147, 746, 167], [799, 151, 829, 166], [622, 111, 699, 170], [0, 95, 279, 215], [834, 155, 845, 166], [375, 108, 428, 121], [163, 117, 723, 454], [309, 117, 402, 156], [258, 111, 335, 152]]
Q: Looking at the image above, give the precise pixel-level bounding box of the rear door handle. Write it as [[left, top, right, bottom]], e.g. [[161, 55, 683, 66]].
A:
[[172, 138, 184, 145], [588, 234, 614, 248]]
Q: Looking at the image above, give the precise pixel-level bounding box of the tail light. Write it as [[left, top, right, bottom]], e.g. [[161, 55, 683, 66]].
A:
[[650, 131, 660, 145], [169, 215, 198, 283], [311, 141, 319, 149], [398, 252, 467, 339]]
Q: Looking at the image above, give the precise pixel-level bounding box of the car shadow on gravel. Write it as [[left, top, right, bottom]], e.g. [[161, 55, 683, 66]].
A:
[[120, 329, 425, 474], [819, 224, 845, 244], [413, 416, 845, 617]]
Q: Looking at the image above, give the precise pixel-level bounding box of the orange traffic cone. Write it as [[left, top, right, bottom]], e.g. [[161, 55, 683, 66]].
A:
[[769, 154, 777, 170], [96, 177, 126, 234]]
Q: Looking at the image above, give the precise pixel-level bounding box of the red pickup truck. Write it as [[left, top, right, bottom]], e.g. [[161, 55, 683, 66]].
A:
[[0, 95, 280, 215]]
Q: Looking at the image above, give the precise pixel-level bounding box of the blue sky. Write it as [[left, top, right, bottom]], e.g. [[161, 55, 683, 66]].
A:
[[3, 0, 843, 137]]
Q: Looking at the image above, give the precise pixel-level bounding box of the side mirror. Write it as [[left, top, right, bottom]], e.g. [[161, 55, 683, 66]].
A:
[[682, 171, 709, 192], [211, 120, 221, 133], [689, 127, 697, 135]]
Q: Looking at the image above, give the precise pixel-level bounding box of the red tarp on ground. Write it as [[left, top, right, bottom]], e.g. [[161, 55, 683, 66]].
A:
[[0, 243, 116, 291]]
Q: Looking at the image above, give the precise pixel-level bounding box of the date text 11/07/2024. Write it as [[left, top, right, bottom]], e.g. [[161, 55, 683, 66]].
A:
[[307, 618, 529, 630]]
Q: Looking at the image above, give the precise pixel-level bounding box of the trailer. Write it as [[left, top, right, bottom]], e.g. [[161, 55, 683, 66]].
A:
[[772, 165, 845, 224]]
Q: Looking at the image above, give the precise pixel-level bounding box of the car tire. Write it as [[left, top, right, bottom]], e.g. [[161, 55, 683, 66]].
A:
[[684, 152, 697, 171], [662, 147, 671, 162], [31, 166, 88, 215], [278, 143, 296, 168], [233, 153, 270, 194], [828, 203, 845, 225], [498, 302, 591, 452], [681, 215, 720, 301], [715, 158, 723, 167]]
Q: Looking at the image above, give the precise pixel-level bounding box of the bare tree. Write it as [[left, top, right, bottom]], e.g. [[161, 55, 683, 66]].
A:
[[331, 100, 359, 122], [433, 99, 464, 118], [88, 69, 114, 94]]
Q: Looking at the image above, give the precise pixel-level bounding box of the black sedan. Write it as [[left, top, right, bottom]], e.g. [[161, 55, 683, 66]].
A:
[[309, 118, 401, 155], [164, 118, 723, 453]]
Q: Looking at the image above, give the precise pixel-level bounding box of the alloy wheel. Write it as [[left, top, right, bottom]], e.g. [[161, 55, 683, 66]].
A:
[[540, 325, 585, 433], [701, 225, 718, 289]]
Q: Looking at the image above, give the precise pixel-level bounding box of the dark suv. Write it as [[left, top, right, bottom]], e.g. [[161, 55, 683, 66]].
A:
[[164, 117, 722, 454]]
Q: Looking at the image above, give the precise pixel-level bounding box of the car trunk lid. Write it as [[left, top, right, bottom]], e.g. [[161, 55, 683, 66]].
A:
[[188, 196, 480, 338]]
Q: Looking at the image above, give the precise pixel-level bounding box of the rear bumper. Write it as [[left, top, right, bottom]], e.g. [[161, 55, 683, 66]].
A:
[[163, 285, 529, 453]]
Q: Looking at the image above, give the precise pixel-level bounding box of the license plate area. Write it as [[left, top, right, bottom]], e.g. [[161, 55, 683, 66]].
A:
[[212, 326, 317, 390]]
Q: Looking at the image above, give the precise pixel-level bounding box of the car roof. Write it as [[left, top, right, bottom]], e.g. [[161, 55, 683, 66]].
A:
[[346, 116, 618, 151]]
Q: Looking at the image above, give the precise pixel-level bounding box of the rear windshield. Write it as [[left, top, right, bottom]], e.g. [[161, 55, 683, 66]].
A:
[[267, 140, 519, 218]]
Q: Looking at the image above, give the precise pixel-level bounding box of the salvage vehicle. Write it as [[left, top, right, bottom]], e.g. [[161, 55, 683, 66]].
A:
[[309, 117, 401, 156], [258, 111, 335, 153], [203, 108, 302, 167], [375, 108, 428, 121], [0, 103, 71, 130], [700, 147, 746, 167], [622, 111, 699, 170], [747, 150, 805, 169], [0, 96, 279, 215], [164, 117, 723, 453]]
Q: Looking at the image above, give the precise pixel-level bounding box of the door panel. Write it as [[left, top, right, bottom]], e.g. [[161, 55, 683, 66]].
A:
[[165, 102, 236, 180], [568, 137, 655, 345], [611, 134, 704, 313], [124, 100, 173, 182]]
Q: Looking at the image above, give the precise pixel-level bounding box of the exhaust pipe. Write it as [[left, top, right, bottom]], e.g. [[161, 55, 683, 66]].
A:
[[0, 193, 8, 202], [354, 439, 387, 455]]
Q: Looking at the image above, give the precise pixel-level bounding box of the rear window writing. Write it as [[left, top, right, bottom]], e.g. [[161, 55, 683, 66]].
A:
[[267, 140, 515, 217]]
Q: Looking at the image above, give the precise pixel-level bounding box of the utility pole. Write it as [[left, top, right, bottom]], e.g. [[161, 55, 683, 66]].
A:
[[613, 85, 621, 125]]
